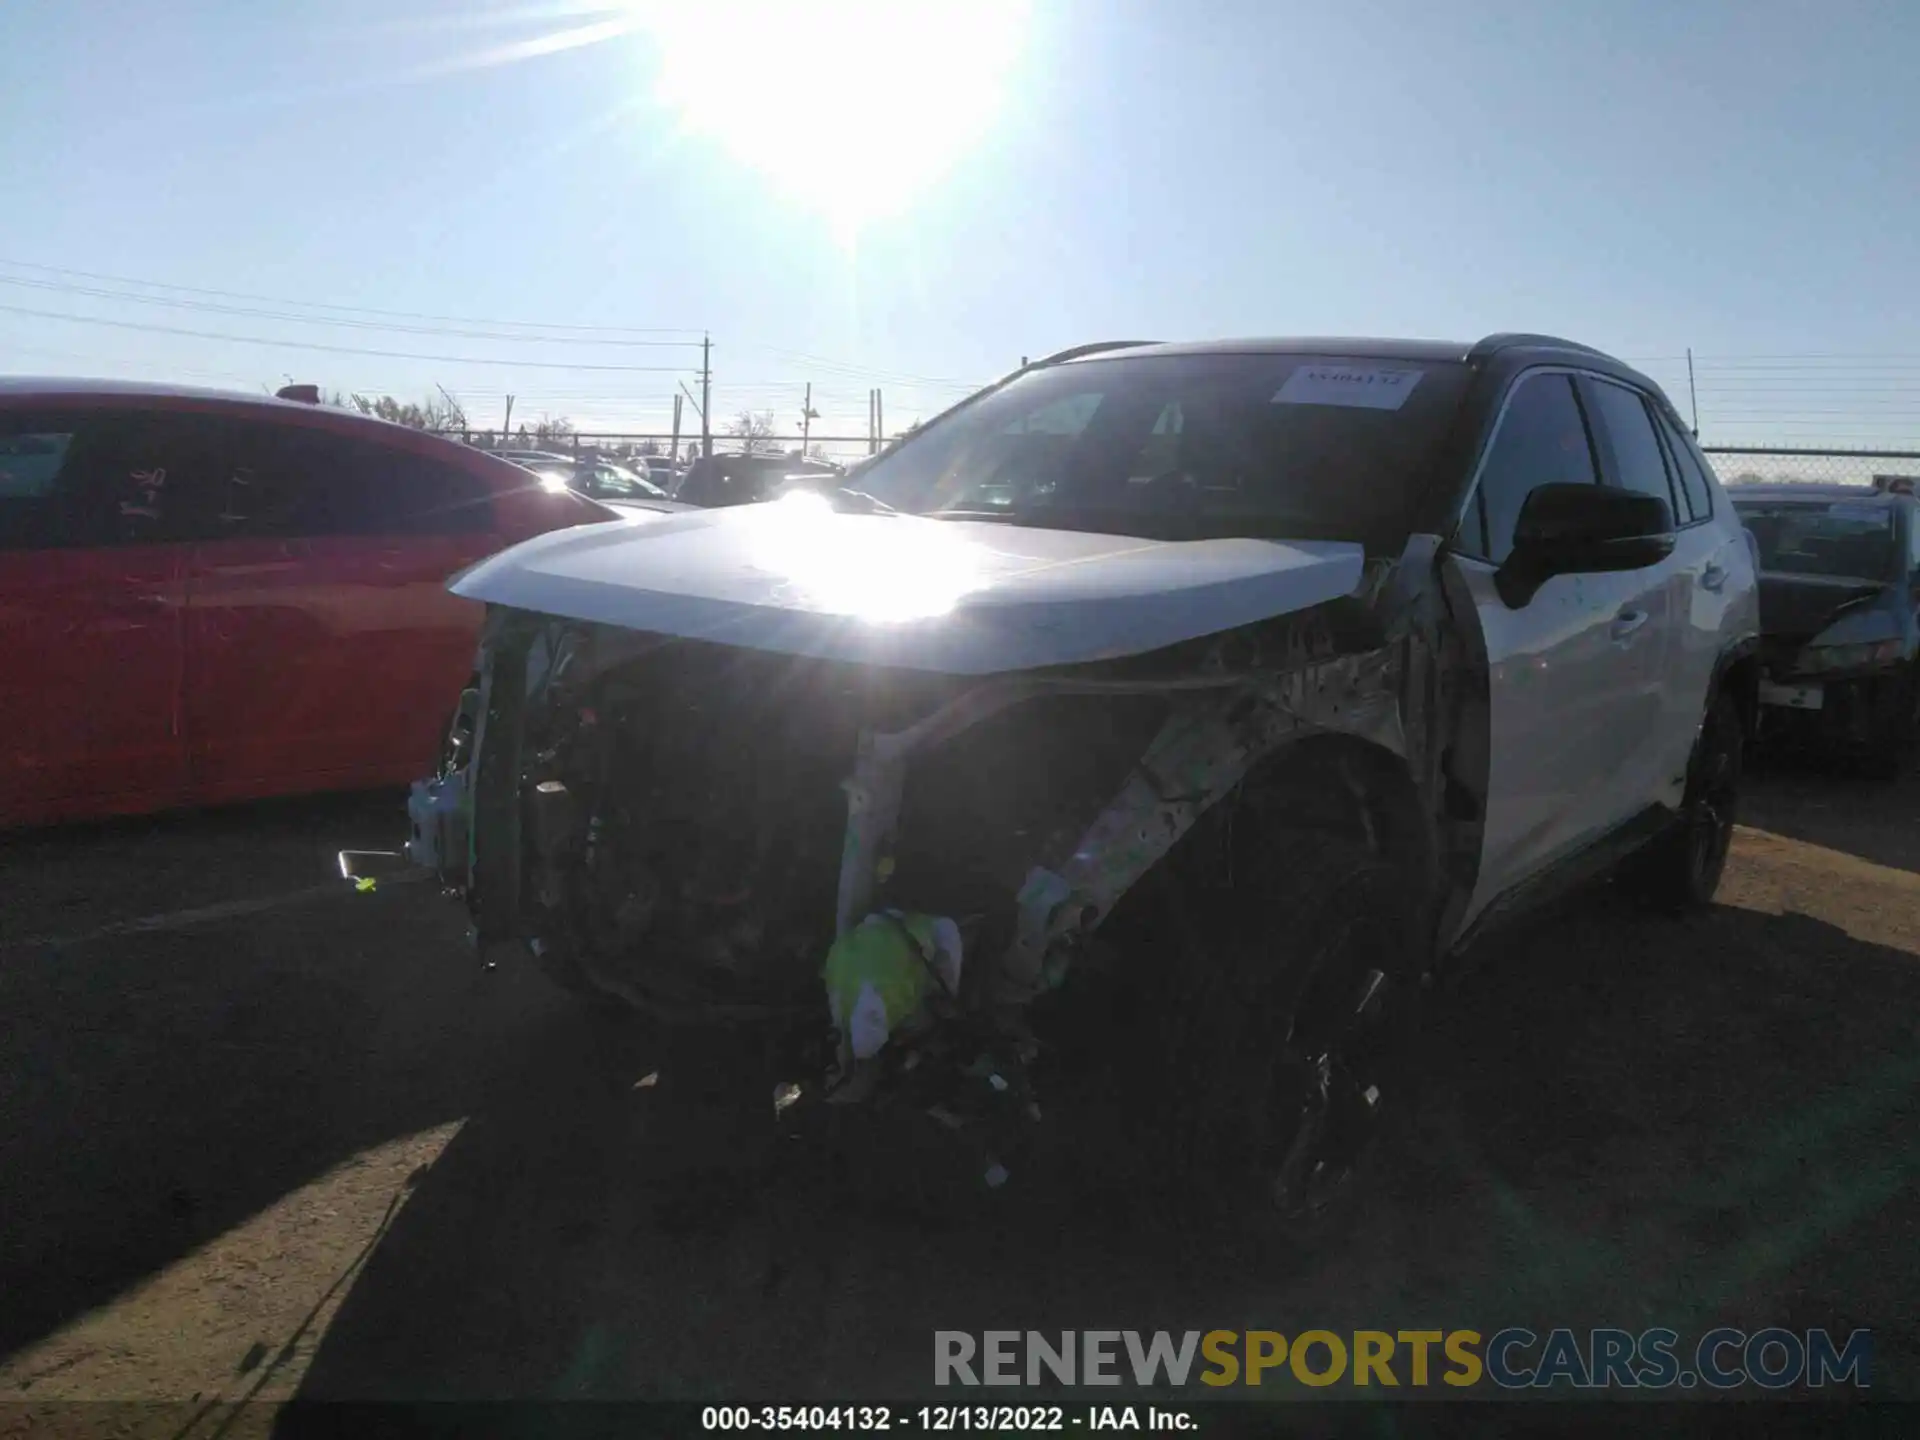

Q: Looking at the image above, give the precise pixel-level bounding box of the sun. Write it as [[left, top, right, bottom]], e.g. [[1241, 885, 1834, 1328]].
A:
[[629, 0, 1030, 230]]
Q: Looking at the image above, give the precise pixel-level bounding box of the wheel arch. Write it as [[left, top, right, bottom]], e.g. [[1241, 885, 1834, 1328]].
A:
[[1234, 731, 1441, 960], [1712, 635, 1762, 744]]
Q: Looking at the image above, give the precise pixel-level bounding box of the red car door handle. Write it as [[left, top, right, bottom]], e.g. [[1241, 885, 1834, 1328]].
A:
[[1610, 607, 1650, 642]]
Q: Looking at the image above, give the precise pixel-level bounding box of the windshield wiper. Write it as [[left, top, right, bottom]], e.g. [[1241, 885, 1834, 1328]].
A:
[[831, 488, 899, 514]]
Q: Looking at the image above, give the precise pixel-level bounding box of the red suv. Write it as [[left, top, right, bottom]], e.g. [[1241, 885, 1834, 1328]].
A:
[[0, 379, 615, 828]]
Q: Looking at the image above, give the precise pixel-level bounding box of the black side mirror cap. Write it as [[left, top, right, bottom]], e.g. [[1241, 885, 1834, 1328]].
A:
[[1496, 483, 1676, 607]]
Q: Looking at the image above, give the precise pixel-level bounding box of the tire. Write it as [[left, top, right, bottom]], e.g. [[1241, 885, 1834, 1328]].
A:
[[1625, 688, 1743, 914], [1134, 837, 1424, 1250]]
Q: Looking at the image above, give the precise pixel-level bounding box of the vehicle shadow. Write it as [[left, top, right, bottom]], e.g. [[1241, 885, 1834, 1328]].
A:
[[0, 888, 581, 1364], [1742, 753, 1920, 876], [288, 886, 1920, 1404]]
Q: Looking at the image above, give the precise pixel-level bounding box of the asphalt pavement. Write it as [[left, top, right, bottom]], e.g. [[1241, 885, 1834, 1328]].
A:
[[1, 766, 1916, 1416]]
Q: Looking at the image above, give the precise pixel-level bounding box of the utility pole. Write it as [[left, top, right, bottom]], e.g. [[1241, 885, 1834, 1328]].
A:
[[678, 379, 705, 460], [1686, 348, 1700, 438], [868, 389, 878, 454], [669, 391, 683, 467], [799, 382, 818, 459], [875, 389, 884, 448], [501, 395, 514, 444], [700, 332, 713, 459]]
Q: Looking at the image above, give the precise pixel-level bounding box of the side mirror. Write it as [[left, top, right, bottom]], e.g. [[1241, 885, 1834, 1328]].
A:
[[1496, 483, 1675, 607]]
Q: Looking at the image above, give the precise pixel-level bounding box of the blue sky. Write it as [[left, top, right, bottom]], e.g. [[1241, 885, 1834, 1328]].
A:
[[4, 0, 1919, 448]]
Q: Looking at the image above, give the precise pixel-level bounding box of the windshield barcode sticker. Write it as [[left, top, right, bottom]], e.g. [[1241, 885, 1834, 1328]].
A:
[[1273, 364, 1424, 410]]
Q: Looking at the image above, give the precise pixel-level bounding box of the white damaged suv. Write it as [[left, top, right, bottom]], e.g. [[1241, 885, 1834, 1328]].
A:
[[404, 335, 1760, 1232]]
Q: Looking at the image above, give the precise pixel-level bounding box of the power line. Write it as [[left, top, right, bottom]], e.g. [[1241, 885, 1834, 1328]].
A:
[[0, 303, 695, 371], [0, 259, 1001, 394], [0, 257, 704, 335], [0, 275, 704, 348]]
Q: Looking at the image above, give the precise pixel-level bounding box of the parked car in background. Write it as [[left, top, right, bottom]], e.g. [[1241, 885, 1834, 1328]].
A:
[[493, 448, 577, 468], [655, 462, 690, 494], [0, 379, 616, 828], [407, 334, 1759, 1236], [1728, 479, 1920, 772], [675, 453, 844, 508], [512, 457, 688, 513]]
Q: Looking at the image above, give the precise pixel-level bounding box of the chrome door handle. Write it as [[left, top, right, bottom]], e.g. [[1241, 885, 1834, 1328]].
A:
[[1610, 607, 1650, 641], [1701, 563, 1728, 592]]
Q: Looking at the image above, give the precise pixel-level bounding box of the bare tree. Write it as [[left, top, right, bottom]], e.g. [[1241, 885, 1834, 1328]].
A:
[[727, 409, 778, 455], [533, 415, 576, 443], [346, 391, 469, 431]]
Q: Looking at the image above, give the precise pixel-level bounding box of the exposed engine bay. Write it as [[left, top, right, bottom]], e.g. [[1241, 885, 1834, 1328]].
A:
[[404, 548, 1484, 1128]]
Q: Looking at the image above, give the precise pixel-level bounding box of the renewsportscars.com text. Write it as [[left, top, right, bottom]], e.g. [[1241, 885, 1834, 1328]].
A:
[[934, 1328, 1871, 1390]]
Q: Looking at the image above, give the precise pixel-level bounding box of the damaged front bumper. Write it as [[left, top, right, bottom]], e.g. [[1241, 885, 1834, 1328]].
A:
[[427, 609, 1398, 998], [394, 545, 1468, 1161]]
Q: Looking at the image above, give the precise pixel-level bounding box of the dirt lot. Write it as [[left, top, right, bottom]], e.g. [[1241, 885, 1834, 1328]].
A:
[[2, 763, 1917, 1424]]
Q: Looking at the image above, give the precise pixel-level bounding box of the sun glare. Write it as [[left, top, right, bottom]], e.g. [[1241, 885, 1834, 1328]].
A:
[[757, 493, 982, 620], [629, 0, 1030, 231]]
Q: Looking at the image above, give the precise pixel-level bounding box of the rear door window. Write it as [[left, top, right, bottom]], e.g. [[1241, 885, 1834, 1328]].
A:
[[1585, 380, 1681, 522]]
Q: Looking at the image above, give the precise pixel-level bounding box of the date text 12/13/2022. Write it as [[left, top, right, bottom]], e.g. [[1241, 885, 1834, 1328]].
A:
[[701, 1406, 1196, 1431]]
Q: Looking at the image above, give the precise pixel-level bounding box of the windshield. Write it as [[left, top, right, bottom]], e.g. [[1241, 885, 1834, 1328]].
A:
[[582, 463, 669, 500], [677, 456, 830, 507], [848, 352, 1471, 541], [1734, 499, 1900, 582]]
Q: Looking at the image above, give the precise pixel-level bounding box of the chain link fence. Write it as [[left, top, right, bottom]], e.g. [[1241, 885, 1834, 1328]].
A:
[[1702, 447, 1920, 489], [433, 430, 879, 469], [436, 427, 1920, 493]]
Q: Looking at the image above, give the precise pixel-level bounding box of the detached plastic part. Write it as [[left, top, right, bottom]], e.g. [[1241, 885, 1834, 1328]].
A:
[[824, 911, 964, 1063], [336, 849, 422, 888]]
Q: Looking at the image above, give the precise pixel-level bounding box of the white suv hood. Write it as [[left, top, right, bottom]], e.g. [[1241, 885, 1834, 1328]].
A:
[[450, 499, 1367, 675]]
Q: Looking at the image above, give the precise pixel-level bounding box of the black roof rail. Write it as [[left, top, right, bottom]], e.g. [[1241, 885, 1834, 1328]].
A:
[[1029, 340, 1159, 368], [1467, 333, 1609, 364]]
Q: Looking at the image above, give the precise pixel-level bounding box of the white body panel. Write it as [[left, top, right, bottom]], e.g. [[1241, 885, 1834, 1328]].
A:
[[449, 501, 1368, 675], [1655, 519, 1759, 802], [1449, 558, 1673, 930]]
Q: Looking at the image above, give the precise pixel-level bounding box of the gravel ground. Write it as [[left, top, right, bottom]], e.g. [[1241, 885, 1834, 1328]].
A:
[[1, 765, 1916, 1428]]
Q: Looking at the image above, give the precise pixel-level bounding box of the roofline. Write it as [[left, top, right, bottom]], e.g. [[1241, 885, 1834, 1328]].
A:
[[0, 375, 543, 475], [1466, 332, 1611, 364], [1029, 340, 1160, 368]]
